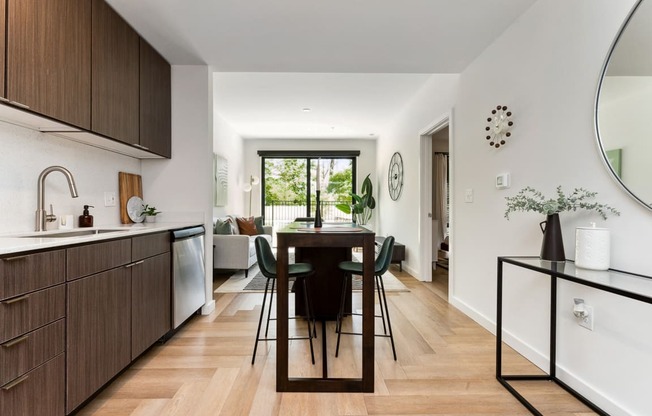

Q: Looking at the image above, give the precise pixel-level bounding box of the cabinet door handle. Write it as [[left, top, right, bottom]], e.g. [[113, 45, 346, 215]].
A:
[[1, 335, 29, 348], [2, 375, 29, 391], [2, 255, 28, 262], [9, 101, 30, 109], [1, 294, 30, 305], [124, 260, 144, 268], [132, 143, 150, 150]]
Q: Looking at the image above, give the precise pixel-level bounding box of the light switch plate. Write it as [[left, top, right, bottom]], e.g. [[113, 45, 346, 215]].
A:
[[496, 173, 511, 189], [104, 192, 116, 207]]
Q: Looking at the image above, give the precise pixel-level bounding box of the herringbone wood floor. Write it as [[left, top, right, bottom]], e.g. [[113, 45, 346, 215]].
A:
[[77, 267, 595, 415]]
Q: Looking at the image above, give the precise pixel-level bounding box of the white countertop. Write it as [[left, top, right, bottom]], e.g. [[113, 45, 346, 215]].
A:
[[0, 222, 204, 255]]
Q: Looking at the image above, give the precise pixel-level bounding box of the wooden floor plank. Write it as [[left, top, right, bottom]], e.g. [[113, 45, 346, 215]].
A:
[[75, 266, 596, 416]]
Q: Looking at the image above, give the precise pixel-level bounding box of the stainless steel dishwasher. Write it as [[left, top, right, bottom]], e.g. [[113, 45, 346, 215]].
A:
[[171, 226, 206, 328]]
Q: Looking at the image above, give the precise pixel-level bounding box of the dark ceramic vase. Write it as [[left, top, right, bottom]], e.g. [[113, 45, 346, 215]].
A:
[[539, 213, 565, 261], [314, 190, 323, 228]]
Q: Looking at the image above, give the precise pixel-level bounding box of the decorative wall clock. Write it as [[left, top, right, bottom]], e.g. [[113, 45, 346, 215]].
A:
[[388, 152, 403, 201], [485, 105, 513, 148]]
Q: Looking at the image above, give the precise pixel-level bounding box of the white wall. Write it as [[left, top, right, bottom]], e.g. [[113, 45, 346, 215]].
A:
[[213, 112, 245, 217], [243, 138, 377, 224], [142, 65, 215, 314], [374, 0, 651, 413], [450, 0, 650, 414], [375, 74, 459, 277], [0, 122, 139, 233]]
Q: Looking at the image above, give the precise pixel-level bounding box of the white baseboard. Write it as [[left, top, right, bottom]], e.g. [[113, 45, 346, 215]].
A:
[[404, 263, 419, 279], [201, 299, 215, 315], [450, 295, 629, 415], [554, 366, 630, 416], [449, 295, 496, 334]]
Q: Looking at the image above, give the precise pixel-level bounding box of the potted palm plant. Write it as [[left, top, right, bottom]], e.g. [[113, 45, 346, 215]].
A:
[[335, 174, 376, 225]]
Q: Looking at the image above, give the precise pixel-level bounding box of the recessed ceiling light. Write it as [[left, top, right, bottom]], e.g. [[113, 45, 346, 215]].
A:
[[369, 133, 375, 136], [302, 108, 311, 112]]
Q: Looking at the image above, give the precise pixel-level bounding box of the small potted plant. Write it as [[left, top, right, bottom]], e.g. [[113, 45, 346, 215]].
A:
[[141, 204, 161, 223], [504, 186, 619, 261]]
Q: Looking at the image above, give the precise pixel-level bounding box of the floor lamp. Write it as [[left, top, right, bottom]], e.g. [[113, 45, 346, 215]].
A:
[[244, 174, 260, 217]]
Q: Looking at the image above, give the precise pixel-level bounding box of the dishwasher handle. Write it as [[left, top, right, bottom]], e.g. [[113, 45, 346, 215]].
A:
[[171, 226, 205, 241]]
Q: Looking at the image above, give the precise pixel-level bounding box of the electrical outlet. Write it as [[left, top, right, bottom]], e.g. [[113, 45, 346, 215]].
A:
[[464, 188, 474, 203], [579, 305, 594, 331], [104, 192, 116, 207]]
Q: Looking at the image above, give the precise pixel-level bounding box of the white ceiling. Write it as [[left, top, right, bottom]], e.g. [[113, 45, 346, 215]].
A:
[[107, 0, 536, 139]]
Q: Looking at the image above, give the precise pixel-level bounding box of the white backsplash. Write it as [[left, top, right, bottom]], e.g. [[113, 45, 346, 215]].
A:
[[0, 121, 140, 233]]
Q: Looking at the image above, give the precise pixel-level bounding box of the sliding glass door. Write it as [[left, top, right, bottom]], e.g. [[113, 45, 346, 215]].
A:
[[259, 151, 358, 229]]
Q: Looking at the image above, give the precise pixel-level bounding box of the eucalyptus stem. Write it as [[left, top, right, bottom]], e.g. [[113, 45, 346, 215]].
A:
[[504, 186, 619, 220]]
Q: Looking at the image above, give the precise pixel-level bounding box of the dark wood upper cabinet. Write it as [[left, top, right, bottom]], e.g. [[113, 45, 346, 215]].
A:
[[0, 0, 5, 98], [6, 0, 91, 129], [140, 38, 172, 158], [91, 0, 139, 144]]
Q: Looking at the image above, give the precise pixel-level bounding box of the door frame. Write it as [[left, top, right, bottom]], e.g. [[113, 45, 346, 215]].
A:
[[419, 111, 453, 296]]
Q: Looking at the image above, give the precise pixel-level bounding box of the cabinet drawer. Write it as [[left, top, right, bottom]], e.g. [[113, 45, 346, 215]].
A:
[[0, 250, 65, 300], [67, 238, 131, 280], [0, 353, 64, 416], [0, 319, 65, 385], [132, 232, 170, 261], [0, 285, 65, 343]]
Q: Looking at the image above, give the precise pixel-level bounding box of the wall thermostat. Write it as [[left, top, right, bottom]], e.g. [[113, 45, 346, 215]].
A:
[[496, 173, 511, 189]]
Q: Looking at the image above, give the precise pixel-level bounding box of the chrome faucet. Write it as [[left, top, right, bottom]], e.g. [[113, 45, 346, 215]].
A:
[[35, 166, 79, 231]]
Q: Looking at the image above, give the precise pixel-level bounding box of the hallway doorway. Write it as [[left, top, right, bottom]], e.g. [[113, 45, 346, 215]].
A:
[[419, 113, 452, 301]]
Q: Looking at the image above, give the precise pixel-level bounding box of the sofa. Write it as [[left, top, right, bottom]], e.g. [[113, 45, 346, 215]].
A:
[[213, 216, 272, 277]]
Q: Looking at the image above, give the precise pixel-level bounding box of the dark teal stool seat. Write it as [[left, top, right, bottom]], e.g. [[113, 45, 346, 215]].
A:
[[335, 236, 397, 361], [251, 236, 316, 365]]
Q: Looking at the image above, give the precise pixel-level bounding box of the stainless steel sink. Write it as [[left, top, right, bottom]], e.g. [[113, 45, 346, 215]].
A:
[[18, 229, 130, 238]]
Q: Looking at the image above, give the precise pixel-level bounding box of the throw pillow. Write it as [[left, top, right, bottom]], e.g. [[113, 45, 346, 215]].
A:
[[236, 216, 258, 236], [227, 215, 240, 234], [254, 216, 265, 234], [214, 218, 233, 235]]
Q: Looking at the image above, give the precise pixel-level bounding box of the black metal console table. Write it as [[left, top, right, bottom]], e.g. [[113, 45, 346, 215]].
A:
[[496, 256, 652, 416]]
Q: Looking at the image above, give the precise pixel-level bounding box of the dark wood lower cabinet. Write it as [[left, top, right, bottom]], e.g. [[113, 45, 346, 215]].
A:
[[0, 233, 174, 414], [66, 267, 131, 413], [0, 353, 65, 416], [0, 284, 66, 343], [0, 319, 65, 385], [131, 252, 171, 359]]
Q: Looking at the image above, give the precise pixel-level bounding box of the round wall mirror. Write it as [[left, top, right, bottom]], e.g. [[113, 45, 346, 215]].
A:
[[596, 0, 652, 209]]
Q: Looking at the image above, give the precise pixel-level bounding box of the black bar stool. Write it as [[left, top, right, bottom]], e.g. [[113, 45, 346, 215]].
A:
[[335, 236, 397, 361], [251, 236, 317, 365]]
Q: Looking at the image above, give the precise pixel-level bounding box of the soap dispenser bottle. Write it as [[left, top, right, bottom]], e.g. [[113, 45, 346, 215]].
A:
[[79, 205, 94, 227]]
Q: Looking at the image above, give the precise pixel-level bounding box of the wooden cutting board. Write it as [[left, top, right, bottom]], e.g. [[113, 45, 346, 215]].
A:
[[119, 172, 143, 224]]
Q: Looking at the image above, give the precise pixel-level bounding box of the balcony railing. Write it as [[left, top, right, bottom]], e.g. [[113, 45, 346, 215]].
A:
[[264, 200, 352, 228]]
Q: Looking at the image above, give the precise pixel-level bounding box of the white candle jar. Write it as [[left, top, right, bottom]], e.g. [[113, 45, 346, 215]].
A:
[[575, 224, 610, 270]]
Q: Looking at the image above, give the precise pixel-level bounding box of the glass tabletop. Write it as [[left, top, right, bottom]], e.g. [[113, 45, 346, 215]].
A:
[[499, 257, 652, 303]]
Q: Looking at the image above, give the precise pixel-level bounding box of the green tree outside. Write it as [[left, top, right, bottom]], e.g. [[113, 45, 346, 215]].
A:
[[264, 159, 308, 203]]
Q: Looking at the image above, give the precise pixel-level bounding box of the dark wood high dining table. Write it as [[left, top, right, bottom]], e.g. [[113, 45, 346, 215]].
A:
[[275, 222, 376, 392]]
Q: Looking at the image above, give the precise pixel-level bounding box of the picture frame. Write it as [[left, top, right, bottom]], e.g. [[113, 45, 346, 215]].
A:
[[214, 154, 228, 207]]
